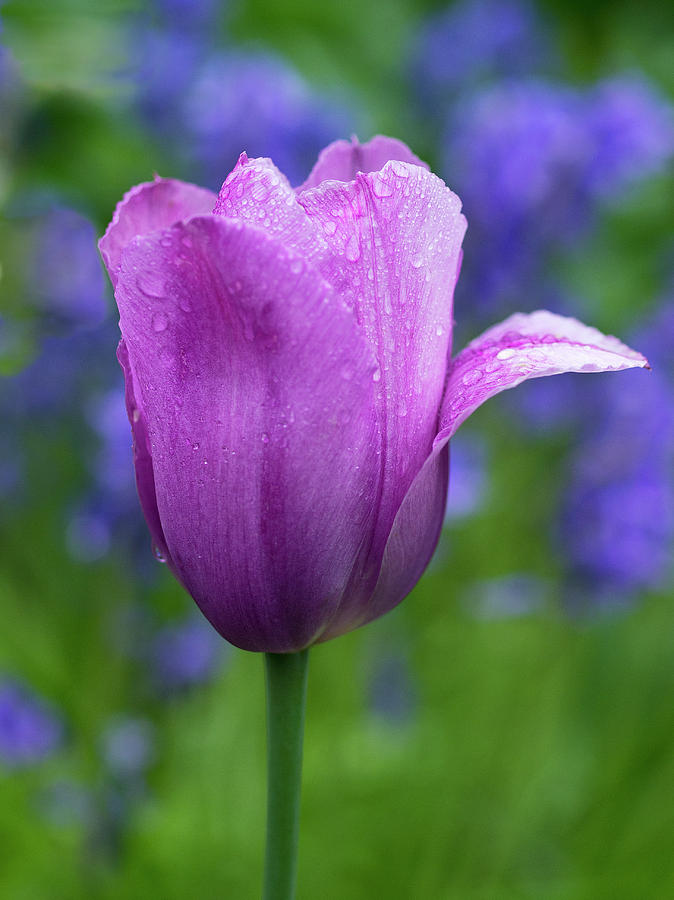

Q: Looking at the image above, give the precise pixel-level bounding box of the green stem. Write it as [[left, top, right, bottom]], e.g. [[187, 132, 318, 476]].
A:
[[263, 649, 309, 900]]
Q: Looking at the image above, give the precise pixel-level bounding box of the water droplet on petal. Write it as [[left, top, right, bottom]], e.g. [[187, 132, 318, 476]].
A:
[[411, 252, 424, 269], [137, 272, 166, 299], [324, 220, 337, 235], [179, 297, 192, 313], [192, 442, 200, 451], [152, 312, 168, 333], [371, 172, 394, 198], [389, 160, 409, 178], [261, 432, 270, 444], [497, 348, 516, 361], [345, 235, 360, 262], [372, 367, 381, 382], [289, 258, 304, 275], [462, 369, 483, 386], [152, 542, 166, 563]]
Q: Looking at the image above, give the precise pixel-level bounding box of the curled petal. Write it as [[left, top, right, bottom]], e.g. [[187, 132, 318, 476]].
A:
[[99, 177, 217, 287], [116, 216, 380, 652], [299, 134, 429, 192], [436, 310, 650, 446]]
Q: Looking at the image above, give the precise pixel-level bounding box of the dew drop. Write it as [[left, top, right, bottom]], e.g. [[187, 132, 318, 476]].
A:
[[324, 220, 337, 235], [372, 367, 381, 382], [497, 348, 516, 361], [462, 368, 483, 386], [192, 442, 200, 451], [289, 258, 304, 275], [261, 432, 270, 444], [152, 542, 167, 563], [371, 173, 394, 198], [179, 297, 193, 313], [137, 272, 166, 299], [345, 235, 360, 262], [152, 312, 168, 333], [389, 159, 409, 178], [411, 252, 424, 269]]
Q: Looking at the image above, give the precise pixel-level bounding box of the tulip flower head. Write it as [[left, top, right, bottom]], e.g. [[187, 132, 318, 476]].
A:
[[99, 136, 648, 652]]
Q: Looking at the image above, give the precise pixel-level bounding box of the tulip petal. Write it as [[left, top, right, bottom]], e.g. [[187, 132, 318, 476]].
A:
[[320, 443, 450, 641], [299, 135, 429, 191], [99, 177, 217, 287], [117, 339, 175, 571], [298, 162, 466, 580], [116, 215, 380, 652], [436, 310, 650, 446], [213, 153, 322, 258]]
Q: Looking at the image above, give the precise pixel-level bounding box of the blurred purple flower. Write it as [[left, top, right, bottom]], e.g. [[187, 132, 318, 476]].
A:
[[413, 0, 546, 108], [131, 28, 204, 136], [101, 716, 155, 779], [561, 310, 674, 602], [3, 325, 116, 418], [151, 616, 228, 692], [0, 678, 63, 768], [445, 433, 488, 519], [184, 52, 356, 187], [65, 503, 113, 562], [153, 0, 221, 31], [87, 388, 135, 499], [30, 208, 107, 331], [369, 651, 416, 726], [463, 573, 548, 618], [585, 75, 674, 198], [508, 371, 586, 435]]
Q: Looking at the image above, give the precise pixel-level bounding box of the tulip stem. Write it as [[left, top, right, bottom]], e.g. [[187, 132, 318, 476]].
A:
[[263, 649, 309, 900]]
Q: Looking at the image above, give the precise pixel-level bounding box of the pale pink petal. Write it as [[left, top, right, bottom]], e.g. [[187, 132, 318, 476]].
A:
[[298, 134, 429, 192], [99, 177, 217, 287], [436, 310, 650, 446]]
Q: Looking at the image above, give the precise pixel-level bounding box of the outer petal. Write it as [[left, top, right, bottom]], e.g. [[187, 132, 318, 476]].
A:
[[117, 338, 174, 571], [298, 161, 466, 604], [116, 215, 380, 653], [99, 177, 217, 287], [436, 310, 650, 446], [298, 135, 430, 192], [319, 443, 450, 641]]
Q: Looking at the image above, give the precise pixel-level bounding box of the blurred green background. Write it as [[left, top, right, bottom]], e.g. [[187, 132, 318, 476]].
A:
[[1, 0, 673, 897]]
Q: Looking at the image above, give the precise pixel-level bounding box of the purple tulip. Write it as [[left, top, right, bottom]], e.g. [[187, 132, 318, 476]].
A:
[[99, 135, 648, 653]]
